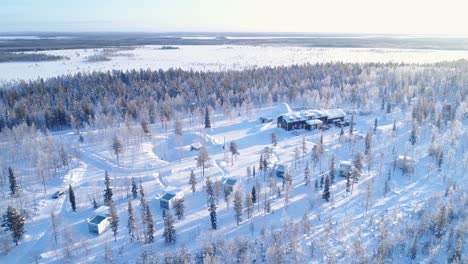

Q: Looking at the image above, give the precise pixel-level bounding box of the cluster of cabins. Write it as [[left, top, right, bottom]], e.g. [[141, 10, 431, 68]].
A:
[[277, 108, 347, 131]]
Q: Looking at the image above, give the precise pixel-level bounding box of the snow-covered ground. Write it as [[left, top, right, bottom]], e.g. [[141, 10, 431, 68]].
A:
[[0, 102, 465, 263], [3, 45, 468, 82]]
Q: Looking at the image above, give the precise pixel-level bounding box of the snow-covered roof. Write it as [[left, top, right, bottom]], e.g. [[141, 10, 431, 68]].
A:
[[190, 142, 202, 150], [397, 155, 413, 161], [280, 108, 344, 122], [94, 206, 110, 216], [324, 109, 346, 119], [339, 161, 352, 166], [305, 119, 323, 125]]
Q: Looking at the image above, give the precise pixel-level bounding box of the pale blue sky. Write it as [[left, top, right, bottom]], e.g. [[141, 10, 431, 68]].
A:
[[1, 0, 467, 35]]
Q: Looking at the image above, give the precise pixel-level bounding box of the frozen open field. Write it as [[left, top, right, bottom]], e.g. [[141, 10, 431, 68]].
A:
[[2, 45, 468, 82]]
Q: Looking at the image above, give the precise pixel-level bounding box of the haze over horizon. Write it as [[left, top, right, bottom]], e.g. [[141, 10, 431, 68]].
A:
[[1, 0, 467, 36]]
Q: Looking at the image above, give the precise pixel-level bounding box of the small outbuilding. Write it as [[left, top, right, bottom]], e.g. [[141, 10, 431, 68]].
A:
[[223, 177, 239, 194], [338, 161, 353, 177], [275, 163, 288, 178], [88, 206, 111, 234], [159, 190, 184, 210], [190, 142, 202, 151], [88, 215, 110, 234]]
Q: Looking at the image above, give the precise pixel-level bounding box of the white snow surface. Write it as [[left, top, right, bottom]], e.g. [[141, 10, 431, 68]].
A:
[[2, 45, 468, 82], [0, 103, 465, 263]]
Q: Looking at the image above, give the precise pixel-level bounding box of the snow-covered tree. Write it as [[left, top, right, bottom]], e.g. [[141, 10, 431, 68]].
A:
[[189, 170, 197, 194], [163, 210, 176, 244], [196, 146, 210, 178], [174, 198, 185, 220], [131, 177, 138, 199], [208, 195, 217, 230], [229, 141, 239, 166], [127, 200, 136, 242], [109, 202, 119, 242], [103, 171, 113, 206], [3, 206, 25, 246], [233, 190, 243, 225], [8, 167, 19, 197]]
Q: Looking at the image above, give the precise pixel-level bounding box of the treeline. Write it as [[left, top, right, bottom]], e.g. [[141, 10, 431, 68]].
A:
[[0, 52, 67, 63], [0, 60, 466, 131]]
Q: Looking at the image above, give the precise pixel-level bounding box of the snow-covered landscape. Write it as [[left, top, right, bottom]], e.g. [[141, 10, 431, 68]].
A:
[[3, 45, 468, 82], [1, 2, 467, 263]]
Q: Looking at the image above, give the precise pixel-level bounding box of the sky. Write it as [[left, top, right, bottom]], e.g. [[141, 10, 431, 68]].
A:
[[1, 0, 467, 35]]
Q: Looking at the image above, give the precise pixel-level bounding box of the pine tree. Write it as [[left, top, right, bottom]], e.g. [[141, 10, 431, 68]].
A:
[[353, 152, 363, 183], [349, 112, 355, 135], [112, 135, 123, 164], [205, 177, 214, 197], [163, 210, 176, 244], [346, 174, 351, 196], [364, 132, 372, 155], [246, 192, 253, 219], [259, 154, 264, 173], [196, 146, 210, 178], [229, 141, 239, 166], [374, 118, 378, 133], [329, 155, 336, 184], [322, 175, 331, 202], [8, 167, 19, 196], [302, 136, 307, 159], [233, 190, 243, 226], [271, 132, 277, 147], [251, 186, 257, 204], [208, 195, 217, 230], [189, 170, 197, 194], [3, 206, 25, 246], [93, 198, 98, 209], [144, 203, 155, 244], [409, 122, 417, 146], [69, 184, 76, 212], [304, 161, 311, 186], [174, 198, 185, 220], [127, 200, 136, 242], [103, 171, 113, 206], [131, 177, 138, 199], [204, 106, 211, 129], [109, 202, 119, 242]]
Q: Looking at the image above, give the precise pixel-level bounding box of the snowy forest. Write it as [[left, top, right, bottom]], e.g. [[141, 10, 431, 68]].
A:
[[0, 59, 466, 263]]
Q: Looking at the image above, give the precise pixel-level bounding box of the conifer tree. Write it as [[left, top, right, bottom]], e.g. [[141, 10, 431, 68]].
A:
[[189, 170, 197, 194], [103, 171, 113, 206], [127, 200, 136, 242], [374, 118, 378, 133], [174, 198, 185, 220], [196, 146, 210, 178], [229, 141, 239, 166], [69, 184, 76, 212], [304, 161, 311, 186], [3, 206, 25, 246], [233, 190, 243, 226], [163, 211, 176, 244], [208, 195, 217, 230], [131, 177, 138, 199], [109, 202, 119, 242], [271, 132, 277, 147], [204, 106, 211, 129], [8, 167, 19, 196], [349, 112, 355, 135], [112, 135, 123, 164], [322, 175, 331, 202], [246, 192, 253, 219], [251, 186, 257, 204], [144, 204, 155, 244], [329, 155, 336, 184]]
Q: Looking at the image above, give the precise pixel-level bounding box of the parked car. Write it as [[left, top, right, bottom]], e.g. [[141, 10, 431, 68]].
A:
[[52, 189, 66, 199], [335, 120, 350, 127]]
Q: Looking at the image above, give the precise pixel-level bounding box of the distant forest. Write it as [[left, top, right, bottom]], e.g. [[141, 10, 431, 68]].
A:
[[0, 60, 466, 131], [0, 52, 68, 63]]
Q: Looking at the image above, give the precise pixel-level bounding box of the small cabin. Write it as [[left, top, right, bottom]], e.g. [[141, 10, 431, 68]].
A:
[[304, 119, 323, 130], [88, 207, 110, 234], [338, 161, 353, 177], [275, 163, 288, 178], [224, 177, 239, 194], [159, 191, 184, 210], [88, 215, 109, 234], [277, 114, 304, 131]]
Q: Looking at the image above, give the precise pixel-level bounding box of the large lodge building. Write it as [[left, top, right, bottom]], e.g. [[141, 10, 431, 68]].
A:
[[277, 108, 346, 131]]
